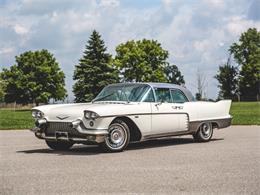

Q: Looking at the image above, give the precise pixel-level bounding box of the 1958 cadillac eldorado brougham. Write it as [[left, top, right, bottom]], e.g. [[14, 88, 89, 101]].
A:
[[31, 83, 232, 152]]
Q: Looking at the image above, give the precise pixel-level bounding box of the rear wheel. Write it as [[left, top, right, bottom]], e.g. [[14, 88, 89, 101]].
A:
[[193, 122, 213, 142], [101, 120, 130, 152], [45, 140, 74, 150]]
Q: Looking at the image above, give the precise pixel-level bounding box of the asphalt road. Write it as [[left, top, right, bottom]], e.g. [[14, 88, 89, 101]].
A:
[[0, 126, 259, 195]]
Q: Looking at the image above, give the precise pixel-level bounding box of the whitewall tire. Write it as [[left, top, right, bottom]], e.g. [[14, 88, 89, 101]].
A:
[[193, 122, 213, 142], [101, 119, 130, 152]]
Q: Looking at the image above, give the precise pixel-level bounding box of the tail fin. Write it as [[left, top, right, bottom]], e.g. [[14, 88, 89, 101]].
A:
[[217, 100, 232, 115]]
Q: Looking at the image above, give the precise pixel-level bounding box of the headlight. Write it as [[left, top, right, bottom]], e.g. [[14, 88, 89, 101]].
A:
[[32, 110, 44, 119], [32, 110, 37, 118], [84, 111, 99, 120]]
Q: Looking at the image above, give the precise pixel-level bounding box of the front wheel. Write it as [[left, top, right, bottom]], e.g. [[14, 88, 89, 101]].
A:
[[101, 120, 130, 152], [45, 140, 74, 150], [193, 122, 213, 142]]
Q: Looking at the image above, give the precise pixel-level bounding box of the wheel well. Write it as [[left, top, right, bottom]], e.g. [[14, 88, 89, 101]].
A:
[[111, 116, 142, 142], [195, 121, 218, 133], [211, 122, 219, 129]]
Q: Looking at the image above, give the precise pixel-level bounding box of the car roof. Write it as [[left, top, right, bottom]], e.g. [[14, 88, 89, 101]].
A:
[[108, 82, 195, 101]]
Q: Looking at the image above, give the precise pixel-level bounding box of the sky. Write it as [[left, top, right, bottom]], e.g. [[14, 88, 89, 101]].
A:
[[0, 0, 260, 101]]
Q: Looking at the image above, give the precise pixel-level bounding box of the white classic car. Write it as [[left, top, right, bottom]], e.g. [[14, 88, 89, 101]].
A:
[[31, 83, 232, 152]]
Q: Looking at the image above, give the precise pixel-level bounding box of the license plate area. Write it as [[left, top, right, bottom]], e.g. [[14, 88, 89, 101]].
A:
[[55, 131, 69, 140]]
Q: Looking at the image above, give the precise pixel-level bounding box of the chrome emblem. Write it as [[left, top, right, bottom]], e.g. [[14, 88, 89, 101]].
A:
[[172, 106, 183, 110], [56, 115, 70, 120]]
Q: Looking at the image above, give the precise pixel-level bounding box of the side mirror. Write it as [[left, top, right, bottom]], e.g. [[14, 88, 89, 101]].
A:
[[155, 100, 163, 106]]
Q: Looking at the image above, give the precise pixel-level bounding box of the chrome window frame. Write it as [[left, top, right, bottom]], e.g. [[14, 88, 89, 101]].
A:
[[170, 88, 189, 103]]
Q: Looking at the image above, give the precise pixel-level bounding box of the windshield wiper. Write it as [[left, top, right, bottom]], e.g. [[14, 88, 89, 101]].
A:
[[92, 93, 114, 103]]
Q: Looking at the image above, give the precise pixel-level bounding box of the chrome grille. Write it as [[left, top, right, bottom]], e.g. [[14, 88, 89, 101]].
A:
[[48, 122, 72, 131], [45, 122, 83, 137]]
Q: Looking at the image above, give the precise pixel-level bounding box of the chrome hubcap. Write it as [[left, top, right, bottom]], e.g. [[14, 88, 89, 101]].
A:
[[201, 123, 211, 138], [106, 124, 126, 149], [110, 129, 124, 144]]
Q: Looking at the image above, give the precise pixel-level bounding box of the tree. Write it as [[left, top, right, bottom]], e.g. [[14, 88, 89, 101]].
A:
[[229, 28, 260, 101], [73, 30, 118, 102], [0, 77, 6, 102], [164, 64, 185, 85], [1, 50, 67, 105], [114, 39, 169, 82], [215, 56, 238, 100], [196, 68, 207, 100]]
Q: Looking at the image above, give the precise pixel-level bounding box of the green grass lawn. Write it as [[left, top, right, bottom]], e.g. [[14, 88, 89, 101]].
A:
[[230, 102, 260, 125], [0, 110, 34, 130], [0, 102, 259, 129]]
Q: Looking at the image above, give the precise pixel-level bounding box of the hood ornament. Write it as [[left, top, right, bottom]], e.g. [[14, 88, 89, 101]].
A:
[[56, 115, 70, 120]]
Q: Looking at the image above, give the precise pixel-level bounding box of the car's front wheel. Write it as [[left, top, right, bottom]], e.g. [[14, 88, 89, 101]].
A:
[[45, 140, 74, 150], [193, 122, 213, 142], [101, 120, 130, 152]]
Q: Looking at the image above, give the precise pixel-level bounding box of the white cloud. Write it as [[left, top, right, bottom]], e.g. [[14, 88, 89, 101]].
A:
[[226, 16, 260, 36], [0, 0, 259, 99], [203, 0, 226, 9], [161, 0, 173, 8], [0, 47, 14, 54], [14, 24, 29, 35], [99, 0, 120, 7]]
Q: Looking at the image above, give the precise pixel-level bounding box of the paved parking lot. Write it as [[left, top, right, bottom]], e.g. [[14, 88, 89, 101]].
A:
[[0, 126, 259, 194]]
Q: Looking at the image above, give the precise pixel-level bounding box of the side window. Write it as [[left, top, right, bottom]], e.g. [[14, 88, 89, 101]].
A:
[[155, 88, 172, 103], [170, 89, 188, 103], [142, 89, 155, 102]]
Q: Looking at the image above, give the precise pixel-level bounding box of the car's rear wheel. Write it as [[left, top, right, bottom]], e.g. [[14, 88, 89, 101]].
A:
[[101, 119, 130, 152], [193, 122, 213, 142], [45, 140, 74, 150]]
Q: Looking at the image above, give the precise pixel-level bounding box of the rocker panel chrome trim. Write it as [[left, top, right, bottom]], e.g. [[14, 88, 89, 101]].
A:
[[142, 130, 192, 141]]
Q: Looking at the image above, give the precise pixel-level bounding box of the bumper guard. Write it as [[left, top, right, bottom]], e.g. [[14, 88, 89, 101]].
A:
[[30, 119, 108, 143]]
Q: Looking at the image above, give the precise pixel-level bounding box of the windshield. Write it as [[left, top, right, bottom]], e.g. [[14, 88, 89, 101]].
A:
[[94, 84, 151, 102]]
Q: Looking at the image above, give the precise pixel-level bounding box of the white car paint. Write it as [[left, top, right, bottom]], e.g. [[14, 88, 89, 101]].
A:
[[33, 100, 231, 135], [31, 83, 232, 148]]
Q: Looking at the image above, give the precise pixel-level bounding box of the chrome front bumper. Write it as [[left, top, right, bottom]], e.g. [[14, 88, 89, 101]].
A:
[[30, 119, 108, 143], [70, 119, 108, 135]]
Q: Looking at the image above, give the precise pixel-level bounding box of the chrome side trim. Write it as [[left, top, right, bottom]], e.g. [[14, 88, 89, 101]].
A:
[[98, 112, 189, 118], [142, 117, 232, 140], [142, 130, 192, 141]]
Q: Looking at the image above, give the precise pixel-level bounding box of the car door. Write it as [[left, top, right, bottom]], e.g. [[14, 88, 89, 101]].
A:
[[170, 89, 189, 131], [151, 88, 180, 134]]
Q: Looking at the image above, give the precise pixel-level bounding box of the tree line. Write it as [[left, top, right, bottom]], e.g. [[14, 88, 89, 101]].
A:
[[0, 30, 185, 104], [0, 28, 259, 104], [215, 28, 260, 101]]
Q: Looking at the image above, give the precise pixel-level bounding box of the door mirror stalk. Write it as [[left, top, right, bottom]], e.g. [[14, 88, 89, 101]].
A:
[[155, 100, 163, 106]]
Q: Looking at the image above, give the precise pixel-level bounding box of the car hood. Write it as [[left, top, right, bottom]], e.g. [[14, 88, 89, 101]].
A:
[[33, 102, 142, 122]]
